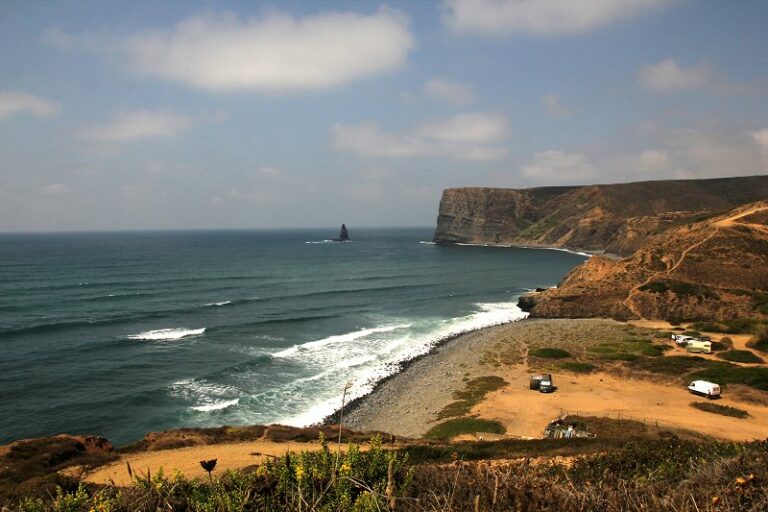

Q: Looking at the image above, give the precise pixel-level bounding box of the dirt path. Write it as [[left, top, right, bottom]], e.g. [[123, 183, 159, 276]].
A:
[[474, 371, 768, 441], [84, 441, 368, 486]]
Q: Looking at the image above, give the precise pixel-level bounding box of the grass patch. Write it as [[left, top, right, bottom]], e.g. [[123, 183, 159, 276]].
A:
[[747, 337, 768, 353], [717, 350, 764, 364], [690, 402, 750, 418], [424, 418, 505, 440], [639, 280, 719, 300], [559, 362, 596, 373], [640, 344, 672, 357], [692, 319, 762, 334], [600, 353, 638, 361], [530, 347, 572, 359], [629, 356, 731, 376], [692, 366, 768, 392], [437, 376, 507, 419]]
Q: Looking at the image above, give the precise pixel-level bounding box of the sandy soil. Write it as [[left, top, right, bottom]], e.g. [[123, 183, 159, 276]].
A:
[[345, 318, 768, 441], [474, 371, 768, 440], [84, 441, 368, 486]]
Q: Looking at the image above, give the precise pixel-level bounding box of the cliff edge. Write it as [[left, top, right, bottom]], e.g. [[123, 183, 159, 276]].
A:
[[433, 175, 768, 256]]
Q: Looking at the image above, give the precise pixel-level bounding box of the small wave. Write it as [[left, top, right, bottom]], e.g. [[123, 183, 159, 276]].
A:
[[127, 327, 205, 341], [204, 300, 232, 307], [305, 240, 334, 244], [418, 241, 436, 245], [274, 324, 412, 358], [191, 398, 239, 412]]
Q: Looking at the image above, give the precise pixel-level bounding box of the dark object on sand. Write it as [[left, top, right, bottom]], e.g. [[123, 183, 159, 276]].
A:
[[530, 374, 556, 393], [200, 459, 217, 481]]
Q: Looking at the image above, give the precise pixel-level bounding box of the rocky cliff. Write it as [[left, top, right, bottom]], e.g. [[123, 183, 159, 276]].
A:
[[433, 175, 768, 256], [524, 201, 768, 321]]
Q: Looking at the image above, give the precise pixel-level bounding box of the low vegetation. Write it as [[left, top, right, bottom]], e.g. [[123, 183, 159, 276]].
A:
[[691, 366, 768, 392], [10, 432, 768, 512], [717, 350, 764, 364], [530, 347, 571, 359], [639, 279, 720, 300], [558, 362, 596, 373], [437, 376, 507, 419], [690, 401, 750, 418], [424, 418, 505, 440]]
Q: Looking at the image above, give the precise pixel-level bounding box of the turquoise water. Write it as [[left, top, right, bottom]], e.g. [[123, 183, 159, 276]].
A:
[[0, 228, 586, 446]]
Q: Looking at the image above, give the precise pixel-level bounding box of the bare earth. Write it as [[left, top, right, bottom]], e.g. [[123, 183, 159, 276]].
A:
[[84, 441, 367, 486], [346, 318, 768, 441]]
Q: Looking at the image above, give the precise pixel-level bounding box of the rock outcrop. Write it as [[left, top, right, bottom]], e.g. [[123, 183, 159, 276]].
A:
[[433, 175, 768, 256]]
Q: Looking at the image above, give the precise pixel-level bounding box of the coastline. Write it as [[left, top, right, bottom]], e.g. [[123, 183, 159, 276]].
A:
[[439, 240, 618, 259]]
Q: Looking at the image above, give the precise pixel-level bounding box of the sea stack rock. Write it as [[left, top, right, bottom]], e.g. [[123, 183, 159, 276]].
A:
[[339, 224, 349, 241]]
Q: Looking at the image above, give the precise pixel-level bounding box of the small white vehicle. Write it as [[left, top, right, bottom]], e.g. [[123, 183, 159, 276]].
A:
[[686, 340, 712, 354], [671, 334, 696, 346], [688, 380, 721, 399]]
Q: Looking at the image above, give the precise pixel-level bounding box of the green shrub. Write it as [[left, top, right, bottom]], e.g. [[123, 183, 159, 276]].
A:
[[691, 366, 768, 392], [640, 344, 672, 357], [600, 353, 638, 361], [438, 376, 507, 419], [630, 356, 731, 376], [425, 419, 505, 440], [717, 350, 764, 364], [530, 347, 571, 359], [690, 402, 749, 418], [559, 362, 596, 373]]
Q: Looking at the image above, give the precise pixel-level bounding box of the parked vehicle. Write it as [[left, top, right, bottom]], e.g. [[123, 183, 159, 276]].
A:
[[686, 340, 712, 354], [688, 380, 721, 399], [530, 374, 555, 393], [671, 334, 696, 346]]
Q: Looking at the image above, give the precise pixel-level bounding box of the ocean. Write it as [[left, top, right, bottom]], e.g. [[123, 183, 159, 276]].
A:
[[0, 228, 587, 446]]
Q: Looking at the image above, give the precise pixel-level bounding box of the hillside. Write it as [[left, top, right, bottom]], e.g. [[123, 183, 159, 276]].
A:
[[525, 201, 768, 321], [433, 175, 768, 256]]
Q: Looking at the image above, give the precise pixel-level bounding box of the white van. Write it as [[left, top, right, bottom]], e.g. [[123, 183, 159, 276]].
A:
[[688, 380, 721, 399], [686, 340, 712, 354], [671, 334, 696, 346]]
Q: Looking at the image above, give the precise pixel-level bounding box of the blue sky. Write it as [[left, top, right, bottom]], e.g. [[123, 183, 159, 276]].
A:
[[1, 0, 767, 231]]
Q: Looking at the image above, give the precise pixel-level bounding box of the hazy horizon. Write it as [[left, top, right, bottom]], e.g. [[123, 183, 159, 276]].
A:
[[2, 0, 767, 232]]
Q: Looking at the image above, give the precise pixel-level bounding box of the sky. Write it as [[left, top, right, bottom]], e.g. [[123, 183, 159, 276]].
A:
[[1, 0, 767, 232]]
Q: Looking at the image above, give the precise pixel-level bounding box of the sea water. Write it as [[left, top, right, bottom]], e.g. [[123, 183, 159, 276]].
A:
[[0, 228, 587, 445]]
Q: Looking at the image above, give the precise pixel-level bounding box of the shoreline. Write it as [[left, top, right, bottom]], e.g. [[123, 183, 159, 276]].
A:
[[320, 316, 530, 427], [436, 240, 621, 259]]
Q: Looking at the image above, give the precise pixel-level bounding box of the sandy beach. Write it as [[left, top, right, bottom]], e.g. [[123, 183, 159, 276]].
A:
[[345, 318, 768, 441]]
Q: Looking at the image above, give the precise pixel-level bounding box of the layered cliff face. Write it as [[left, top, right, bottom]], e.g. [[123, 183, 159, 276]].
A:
[[526, 201, 768, 321], [433, 175, 768, 256]]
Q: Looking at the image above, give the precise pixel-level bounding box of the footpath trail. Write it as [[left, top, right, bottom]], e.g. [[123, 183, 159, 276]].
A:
[[623, 205, 768, 320]]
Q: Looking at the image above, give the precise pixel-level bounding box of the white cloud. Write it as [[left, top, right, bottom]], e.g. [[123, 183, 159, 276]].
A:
[[332, 112, 509, 161], [751, 128, 768, 157], [638, 58, 713, 92], [637, 149, 671, 172], [443, 0, 671, 37], [58, 9, 413, 92], [423, 78, 475, 105], [415, 112, 508, 143], [542, 94, 574, 118], [521, 150, 598, 182], [81, 110, 194, 142], [0, 90, 60, 119], [256, 166, 283, 177], [40, 184, 71, 195]]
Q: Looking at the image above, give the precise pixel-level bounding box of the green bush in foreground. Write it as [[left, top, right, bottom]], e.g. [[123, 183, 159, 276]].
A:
[[424, 418, 505, 440], [717, 350, 764, 364], [530, 347, 571, 359], [690, 401, 750, 418]]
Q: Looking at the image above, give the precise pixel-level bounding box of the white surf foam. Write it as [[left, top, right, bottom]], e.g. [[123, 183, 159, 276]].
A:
[[418, 241, 436, 245], [273, 324, 412, 358], [305, 240, 334, 244], [278, 301, 528, 427], [191, 398, 239, 412], [127, 327, 205, 341]]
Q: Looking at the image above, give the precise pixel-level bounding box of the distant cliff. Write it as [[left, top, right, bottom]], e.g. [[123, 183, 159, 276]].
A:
[[433, 175, 768, 256]]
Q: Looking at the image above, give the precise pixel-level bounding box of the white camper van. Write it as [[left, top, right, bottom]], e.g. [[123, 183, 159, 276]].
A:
[[686, 340, 712, 354], [688, 380, 721, 399]]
